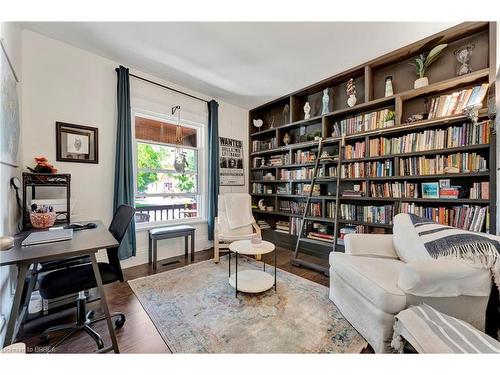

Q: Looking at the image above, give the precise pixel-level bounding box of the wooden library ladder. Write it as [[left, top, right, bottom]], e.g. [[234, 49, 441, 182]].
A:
[[291, 137, 344, 276]]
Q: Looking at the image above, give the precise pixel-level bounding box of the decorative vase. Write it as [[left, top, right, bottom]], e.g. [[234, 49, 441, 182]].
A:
[[414, 77, 429, 89], [321, 89, 330, 115], [346, 78, 357, 107], [303, 102, 311, 120], [385, 119, 395, 128], [283, 133, 291, 146], [384, 76, 394, 97], [283, 104, 290, 124], [347, 94, 357, 107]]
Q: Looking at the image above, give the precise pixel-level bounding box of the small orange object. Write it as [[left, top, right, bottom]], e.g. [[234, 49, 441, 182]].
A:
[[33, 156, 58, 173]]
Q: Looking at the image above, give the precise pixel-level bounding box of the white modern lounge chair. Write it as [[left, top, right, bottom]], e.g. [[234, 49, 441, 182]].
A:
[[213, 193, 261, 263]]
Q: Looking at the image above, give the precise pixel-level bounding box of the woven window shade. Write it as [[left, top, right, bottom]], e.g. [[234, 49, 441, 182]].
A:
[[135, 116, 197, 147]]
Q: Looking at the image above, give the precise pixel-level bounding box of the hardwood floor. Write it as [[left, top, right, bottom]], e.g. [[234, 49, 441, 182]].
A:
[[17, 247, 343, 354]]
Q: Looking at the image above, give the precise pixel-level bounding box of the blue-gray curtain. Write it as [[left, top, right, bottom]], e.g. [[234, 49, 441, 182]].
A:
[[113, 65, 136, 259], [207, 100, 219, 241]]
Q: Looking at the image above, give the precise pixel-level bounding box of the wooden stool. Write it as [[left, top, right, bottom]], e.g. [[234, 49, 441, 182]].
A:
[[148, 225, 195, 271]]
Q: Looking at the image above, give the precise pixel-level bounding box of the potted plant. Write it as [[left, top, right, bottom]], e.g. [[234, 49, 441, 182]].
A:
[[410, 44, 447, 89], [312, 130, 322, 141], [384, 110, 396, 127]]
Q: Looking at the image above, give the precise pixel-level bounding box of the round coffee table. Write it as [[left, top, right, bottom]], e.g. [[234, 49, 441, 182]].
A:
[[228, 240, 276, 297]]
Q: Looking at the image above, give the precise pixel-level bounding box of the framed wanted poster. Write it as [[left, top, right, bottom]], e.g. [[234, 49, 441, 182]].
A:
[[219, 137, 244, 186]]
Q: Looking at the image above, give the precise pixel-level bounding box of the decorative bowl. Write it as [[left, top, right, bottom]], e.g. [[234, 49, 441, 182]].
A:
[[251, 234, 262, 245], [30, 212, 57, 229]]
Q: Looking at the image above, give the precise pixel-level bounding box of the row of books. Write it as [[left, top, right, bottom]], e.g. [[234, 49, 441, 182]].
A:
[[339, 204, 394, 224], [399, 203, 488, 232], [306, 223, 334, 243], [276, 185, 291, 194], [257, 220, 271, 230], [252, 183, 275, 194], [307, 232, 335, 243], [292, 150, 316, 164], [427, 84, 489, 119], [367, 122, 490, 157], [438, 185, 461, 199], [344, 141, 366, 159], [293, 183, 321, 196], [399, 152, 488, 176], [275, 220, 290, 234], [290, 217, 303, 235], [279, 167, 315, 180], [252, 137, 277, 152], [341, 162, 365, 178], [470, 182, 489, 200], [370, 182, 419, 198], [326, 201, 336, 218], [341, 190, 365, 198], [339, 225, 366, 239], [279, 201, 322, 216], [252, 171, 266, 180], [252, 157, 265, 168], [341, 160, 394, 178], [326, 166, 338, 178], [331, 108, 394, 136], [268, 153, 290, 166]]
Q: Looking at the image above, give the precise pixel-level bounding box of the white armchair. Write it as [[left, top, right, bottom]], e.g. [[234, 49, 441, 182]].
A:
[[213, 193, 261, 263], [329, 214, 492, 353]]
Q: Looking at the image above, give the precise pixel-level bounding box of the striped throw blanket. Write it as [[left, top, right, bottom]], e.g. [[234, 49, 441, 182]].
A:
[[408, 214, 500, 289], [392, 304, 500, 353]]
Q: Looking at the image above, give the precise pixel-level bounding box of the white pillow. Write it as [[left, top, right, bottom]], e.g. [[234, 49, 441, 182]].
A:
[[392, 213, 431, 263], [398, 259, 491, 297]]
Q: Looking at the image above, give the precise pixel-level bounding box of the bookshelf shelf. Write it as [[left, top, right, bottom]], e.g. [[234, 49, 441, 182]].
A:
[[398, 68, 490, 101], [366, 171, 490, 181], [248, 22, 496, 255], [342, 144, 490, 163], [337, 219, 393, 228], [339, 196, 490, 204]]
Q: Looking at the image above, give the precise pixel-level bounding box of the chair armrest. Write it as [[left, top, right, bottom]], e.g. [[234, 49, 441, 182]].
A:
[[398, 260, 492, 297], [343, 233, 398, 259], [252, 221, 261, 236]]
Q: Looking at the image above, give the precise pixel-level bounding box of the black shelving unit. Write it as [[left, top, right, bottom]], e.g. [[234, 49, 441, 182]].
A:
[[22, 172, 71, 230]]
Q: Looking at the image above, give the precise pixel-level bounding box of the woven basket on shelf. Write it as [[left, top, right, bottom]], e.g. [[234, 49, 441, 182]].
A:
[[29, 212, 57, 229]]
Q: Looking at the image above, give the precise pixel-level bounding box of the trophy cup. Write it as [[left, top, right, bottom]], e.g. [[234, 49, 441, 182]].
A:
[[454, 44, 474, 76]]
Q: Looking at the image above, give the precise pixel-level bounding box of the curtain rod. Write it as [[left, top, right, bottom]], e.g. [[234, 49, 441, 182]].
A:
[[120, 69, 209, 104]]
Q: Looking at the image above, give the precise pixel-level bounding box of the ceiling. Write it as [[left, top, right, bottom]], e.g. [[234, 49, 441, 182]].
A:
[[22, 22, 457, 109]]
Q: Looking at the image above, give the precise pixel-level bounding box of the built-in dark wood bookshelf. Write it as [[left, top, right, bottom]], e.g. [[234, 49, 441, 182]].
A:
[[248, 22, 497, 256]]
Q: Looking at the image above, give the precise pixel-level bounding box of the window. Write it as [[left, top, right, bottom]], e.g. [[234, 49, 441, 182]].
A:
[[133, 114, 205, 224]]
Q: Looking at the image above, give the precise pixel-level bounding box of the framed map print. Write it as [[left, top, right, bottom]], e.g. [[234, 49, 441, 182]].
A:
[[0, 39, 20, 167]]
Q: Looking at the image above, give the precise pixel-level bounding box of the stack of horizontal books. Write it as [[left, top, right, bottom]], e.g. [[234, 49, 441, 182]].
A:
[[275, 220, 290, 234]]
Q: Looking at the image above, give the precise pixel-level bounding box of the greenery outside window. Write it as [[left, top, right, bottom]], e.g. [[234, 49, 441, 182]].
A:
[[134, 114, 203, 224]]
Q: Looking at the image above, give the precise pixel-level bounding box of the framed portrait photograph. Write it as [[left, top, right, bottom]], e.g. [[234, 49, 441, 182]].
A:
[[56, 122, 98, 163], [421, 182, 439, 199]]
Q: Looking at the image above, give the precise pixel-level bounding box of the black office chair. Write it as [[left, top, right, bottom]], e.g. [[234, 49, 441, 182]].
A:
[[38, 205, 135, 352]]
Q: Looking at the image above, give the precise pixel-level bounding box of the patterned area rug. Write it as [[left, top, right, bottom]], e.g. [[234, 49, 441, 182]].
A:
[[128, 256, 367, 353]]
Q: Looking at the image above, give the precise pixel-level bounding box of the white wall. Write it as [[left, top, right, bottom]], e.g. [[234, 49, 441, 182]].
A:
[[21, 30, 248, 268], [0, 22, 23, 346]]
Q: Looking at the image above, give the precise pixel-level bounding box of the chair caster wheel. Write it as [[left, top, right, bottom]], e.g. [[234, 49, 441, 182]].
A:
[[97, 338, 104, 349], [40, 333, 50, 344], [86, 310, 95, 320], [115, 314, 126, 329]]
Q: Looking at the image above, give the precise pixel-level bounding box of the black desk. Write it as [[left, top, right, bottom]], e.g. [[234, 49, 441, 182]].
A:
[[0, 221, 120, 353]]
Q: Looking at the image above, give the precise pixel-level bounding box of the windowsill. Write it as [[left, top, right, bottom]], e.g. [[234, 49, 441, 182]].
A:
[[135, 218, 208, 232]]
